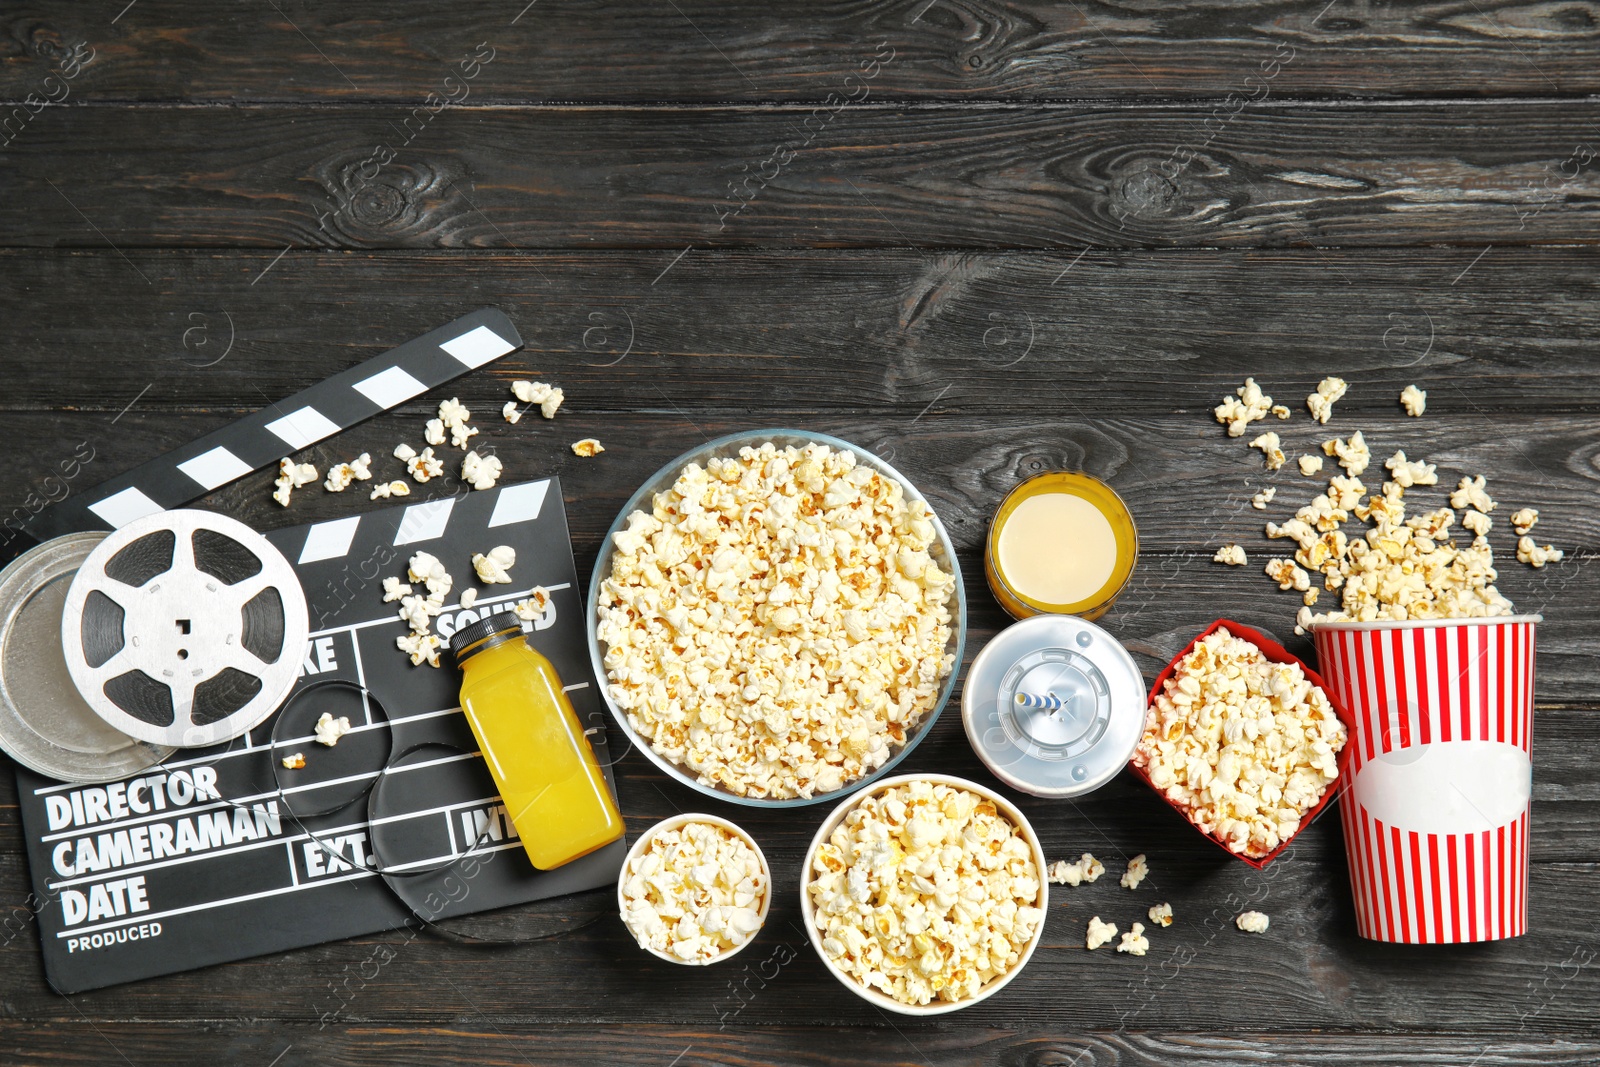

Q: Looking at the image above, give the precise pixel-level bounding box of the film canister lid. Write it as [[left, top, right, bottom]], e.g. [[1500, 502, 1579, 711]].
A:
[[961, 614, 1146, 798]]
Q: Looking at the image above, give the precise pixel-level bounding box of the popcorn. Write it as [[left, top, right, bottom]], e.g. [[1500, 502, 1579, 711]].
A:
[[272, 458, 318, 506], [461, 450, 503, 490], [1117, 922, 1150, 956], [1236, 910, 1270, 934], [396, 631, 442, 667], [1148, 902, 1173, 927], [1271, 404, 1291, 420], [597, 443, 957, 801], [1385, 450, 1438, 490], [1303, 588, 1319, 607], [1450, 476, 1496, 514], [370, 479, 411, 501], [460, 588, 478, 610], [1400, 384, 1427, 416], [1215, 378, 1273, 437], [1133, 627, 1347, 859], [1510, 508, 1539, 535], [381, 576, 412, 603], [1298, 455, 1324, 477], [1120, 854, 1149, 890], [807, 781, 1042, 1005], [1213, 544, 1247, 567], [436, 397, 477, 449], [323, 453, 372, 493], [281, 753, 305, 770], [472, 545, 516, 585], [1250, 486, 1276, 510], [502, 401, 521, 425], [571, 438, 605, 457], [1328, 475, 1366, 512], [394, 443, 415, 462], [1322, 431, 1370, 476], [404, 446, 445, 483], [1249, 431, 1285, 471], [1517, 536, 1564, 569], [1265, 558, 1311, 592], [1306, 376, 1348, 424], [511, 380, 564, 419], [1462, 510, 1492, 539], [1085, 916, 1117, 951], [408, 551, 452, 600], [1047, 853, 1104, 887], [314, 713, 352, 747], [514, 587, 551, 621], [623, 819, 767, 963]]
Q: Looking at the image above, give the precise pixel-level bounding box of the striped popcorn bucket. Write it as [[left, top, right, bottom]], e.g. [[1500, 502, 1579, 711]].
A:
[[1311, 616, 1540, 944]]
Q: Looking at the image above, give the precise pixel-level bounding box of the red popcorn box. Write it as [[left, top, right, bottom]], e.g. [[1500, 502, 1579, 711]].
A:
[[1311, 615, 1540, 944], [1131, 619, 1356, 870]]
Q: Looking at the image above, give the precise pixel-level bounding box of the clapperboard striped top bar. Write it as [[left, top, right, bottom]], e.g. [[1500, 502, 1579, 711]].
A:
[[20, 307, 523, 547]]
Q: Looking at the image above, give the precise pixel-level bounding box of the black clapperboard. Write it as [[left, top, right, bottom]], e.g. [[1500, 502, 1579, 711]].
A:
[[16, 476, 624, 993], [6, 308, 625, 993]]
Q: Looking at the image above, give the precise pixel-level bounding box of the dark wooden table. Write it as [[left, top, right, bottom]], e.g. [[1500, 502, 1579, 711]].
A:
[[3, 4, 1599, 1064]]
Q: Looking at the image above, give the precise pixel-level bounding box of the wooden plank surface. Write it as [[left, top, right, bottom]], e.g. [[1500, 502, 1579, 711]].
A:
[[6, 1, 1600, 103], [3, 104, 1600, 249]]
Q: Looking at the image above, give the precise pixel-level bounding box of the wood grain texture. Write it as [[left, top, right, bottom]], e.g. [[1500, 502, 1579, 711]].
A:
[[5, 1023, 1600, 1067], [3, 105, 1600, 249], [6, 1, 1600, 103]]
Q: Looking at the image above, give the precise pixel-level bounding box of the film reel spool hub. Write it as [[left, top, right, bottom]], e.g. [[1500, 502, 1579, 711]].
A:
[[60, 510, 309, 748]]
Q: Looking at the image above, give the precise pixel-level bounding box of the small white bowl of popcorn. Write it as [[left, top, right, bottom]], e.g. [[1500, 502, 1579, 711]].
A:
[[617, 813, 772, 966], [800, 773, 1050, 1015]]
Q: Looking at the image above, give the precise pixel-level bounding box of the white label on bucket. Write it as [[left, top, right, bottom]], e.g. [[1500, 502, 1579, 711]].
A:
[[1351, 740, 1531, 835]]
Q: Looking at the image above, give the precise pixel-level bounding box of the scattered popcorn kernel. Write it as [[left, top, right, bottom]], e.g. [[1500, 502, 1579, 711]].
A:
[[1265, 558, 1311, 592], [1306, 376, 1348, 425], [572, 438, 605, 457], [1236, 910, 1270, 934], [1400, 384, 1427, 417], [405, 446, 445, 483], [1510, 508, 1539, 535], [1271, 404, 1291, 420], [1321, 431, 1371, 477], [1048, 852, 1104, 887], [1117, 922, 1150, 956], [1517, 536, 1564, 569], [1214, 544, 1248, 567], [396, 631, 443, 668], [1303, 588, 1319, 607], [1250, 486, 1277, 510], [1148, 902, 1173, 928], [1249, 431, 1285, 471], [1215, 378, 1274, 437], [1086, 916, 1117, 951], [472, 545, 517, 585], [424, 418, 446, 447], [370, 479, 411, 501], [272, 458, 318, 507], [461, 449, 503, 490], [1385, 450, 1438, 490], [511, 380, 565, 419], [314, 713, 352, 747], [807, 782, 1042, 1004], [381, 576, 412, 603], [1462, 510, 1492, 539], [393, 443, 417, 462], [281, 752, 305, 770], [1120, 854, 1149, 890], [502, 401, 521, 425], [323, 453, 373, 493], [1449, 475, 1496, 514], [1133, 627, 1346, 859], [1298, 455, 1324, 477], [514, 587, 552, 621], [460, 588, 478, 610], [625, 820, 768, 963]]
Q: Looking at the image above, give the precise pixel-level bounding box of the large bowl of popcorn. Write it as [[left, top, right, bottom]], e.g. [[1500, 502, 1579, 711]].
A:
[[588, 430, 967, 808], [800, 774, 1049, 1015], [617, 813, 772, 965], [1131, 619, 1354, 868]]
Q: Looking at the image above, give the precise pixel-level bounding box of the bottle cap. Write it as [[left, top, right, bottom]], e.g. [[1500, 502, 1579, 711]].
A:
[[961, 614, 1145, 798], [448, 609, 524, 664]]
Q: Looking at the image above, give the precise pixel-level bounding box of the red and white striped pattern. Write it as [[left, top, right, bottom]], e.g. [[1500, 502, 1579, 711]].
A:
[[1313, 618, 1537, 944]]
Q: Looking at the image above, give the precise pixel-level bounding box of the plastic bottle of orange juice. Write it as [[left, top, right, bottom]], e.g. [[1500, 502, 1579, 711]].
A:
[[447, 610, 622, 869]]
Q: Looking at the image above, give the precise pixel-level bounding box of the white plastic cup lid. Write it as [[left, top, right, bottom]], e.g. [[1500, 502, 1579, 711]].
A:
[[961, 615, 1146, 798]]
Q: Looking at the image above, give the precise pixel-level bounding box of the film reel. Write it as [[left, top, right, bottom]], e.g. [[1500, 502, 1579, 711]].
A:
[[59, 510, 309, 748]]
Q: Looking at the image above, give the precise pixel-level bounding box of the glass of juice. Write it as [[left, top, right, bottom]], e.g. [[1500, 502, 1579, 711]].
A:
[[984, 471, 1138, 621], [449, 610, 624, 869]]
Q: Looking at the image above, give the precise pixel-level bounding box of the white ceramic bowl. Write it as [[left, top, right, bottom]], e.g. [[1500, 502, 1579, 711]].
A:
[[798, 773, 1050, 1015], [617, 812, 773, 966], [587, 429, 968, 808]]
